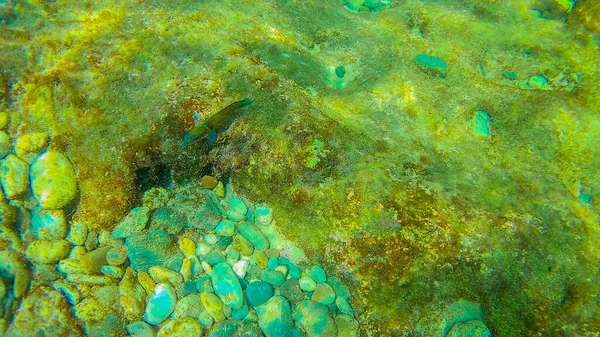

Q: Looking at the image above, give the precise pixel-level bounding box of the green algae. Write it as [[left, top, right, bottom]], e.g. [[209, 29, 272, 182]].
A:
[[0, 0, 600, 336]]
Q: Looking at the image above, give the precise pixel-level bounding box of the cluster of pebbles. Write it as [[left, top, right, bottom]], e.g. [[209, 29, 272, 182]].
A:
[[0, 112, 360, 337]]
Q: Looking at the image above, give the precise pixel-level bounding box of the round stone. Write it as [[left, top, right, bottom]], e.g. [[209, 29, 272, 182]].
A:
[[211, 262, 243, 310], [201, 175, 218, 189], [143, 283, 177, 326], [293, 300, 338, 337], [126, 321, 155, 337], [204, 233, 218, 245], [112, 206, 152, 239], [106, 247, 128, 266], [280, 279, 304, 303], [254, 206, 273, 226], [311, 283, 336, 305], [307, 265, 327, 284], [171, 294, 204, 320], [246, 281, 273, 307], [299, 276, 317, 292], [227, 197, 247, 221], [215, 219, 235, 237], [15, 133, 49, 153], [30, 151, 77, 209], [157, 317, 203, 337], [31, 208, 68, 240], [25, 239, 71, 264], [0, 154, 29, 199], [201, 292, 225, 322], [335, 296, 354, 315], [0, 131, 11, 159], [256, 296, 293, 337]]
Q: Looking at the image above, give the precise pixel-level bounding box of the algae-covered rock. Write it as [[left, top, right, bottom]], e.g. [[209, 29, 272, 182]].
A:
[[144, 283, 177, 326], [119, 267, 146, 321], [112, 206, 152, 238], [0, 249, 30, 298], [237, 222, 269, 252], [208, 320, 263, 337], [30, 151, 77, 209], [25, 239, 71, 264], [31, 208, 68, 240], [201, 291, 226, 322], [211, 262, 244, 310], [148, 207, 187, 235], [0, 131, 11, 159], [256, 296, 293, 337], [157, 317, 203, 337], [5, 286, 83, 336], [293, 300, 337, 337], [14, 133, 49, 156], [127, 321, 156, 337], [125, 230, 183, 272], [0, 154, 29, 199]]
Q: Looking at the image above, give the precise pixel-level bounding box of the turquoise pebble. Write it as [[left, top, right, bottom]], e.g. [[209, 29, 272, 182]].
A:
[[335, 296, 354, 315], [307, 265, 327, 284], [335, 66, 346, 78], [267, 257, 279, 270], [246, 281, 273, 307], [254, 206, 272, 225], [256, 296, 294, 337], [232, 303, 249, 320], [473, 110, 491, 137], [211, 262, 244, 309], [246, 209, 255, 222], [180, 280, 197, 297], [299, 276, 317, 292], [215, 219, 235, 237], [260, 270, 285, 287], [31, 208, 67, 240], [311, 283, 336, 305], [204, 252, 226, 266], [143, 283, 177, 325], [112, 206, 151, 239], [289, 264, 301, 279], [526, 75, 550, 89], [237, 222, 270, 251], [414, 54, 448, 78], [278, 257, 290, 266], [280, 279, 305, 303], [126, 321, 155, 337], [195, 276, 211, 293], [204, 233, 218, 245], [293, 300, 337, 337], [227, 197, 248, 221]]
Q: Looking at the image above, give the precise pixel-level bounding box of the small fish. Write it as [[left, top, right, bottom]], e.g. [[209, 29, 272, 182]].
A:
[[181, 98, 253, 147]]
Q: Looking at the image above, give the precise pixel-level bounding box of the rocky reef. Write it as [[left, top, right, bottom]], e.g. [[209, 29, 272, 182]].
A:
[[1, 0, 599, 336]]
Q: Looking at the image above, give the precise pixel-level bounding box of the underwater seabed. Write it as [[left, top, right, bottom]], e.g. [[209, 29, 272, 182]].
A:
[[1, 0, 600, 336]]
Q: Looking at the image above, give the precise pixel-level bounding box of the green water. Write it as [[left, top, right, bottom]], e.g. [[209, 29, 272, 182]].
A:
[[0, 0, 599, 336]]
